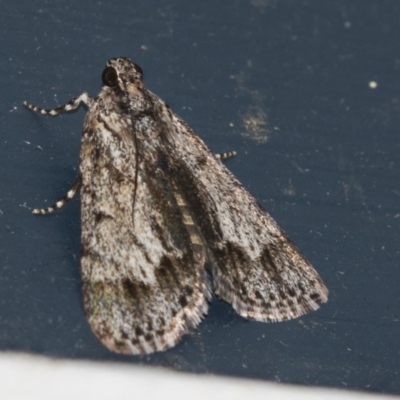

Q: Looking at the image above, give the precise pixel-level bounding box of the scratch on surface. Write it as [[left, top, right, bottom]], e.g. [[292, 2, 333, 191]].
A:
[[283, 179, 296, 196], [291, 160, 309, 173], [232, 63, 272, 143], [337, 149, 373, 220], [393, 190, 400, 198], [241, 106, 270, 143], [340, 177, 371, 219], [297, 320, 310, 330]]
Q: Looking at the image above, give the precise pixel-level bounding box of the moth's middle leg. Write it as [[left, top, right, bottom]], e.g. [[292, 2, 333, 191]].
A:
[[33, 176, 81, 215]]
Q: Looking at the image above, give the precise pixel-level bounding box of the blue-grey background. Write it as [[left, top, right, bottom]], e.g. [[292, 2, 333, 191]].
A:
[[1, 0, 399, 394]]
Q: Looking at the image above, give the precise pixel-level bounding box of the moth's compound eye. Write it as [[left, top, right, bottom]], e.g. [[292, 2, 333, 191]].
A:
[[102, 67, 119, 87]]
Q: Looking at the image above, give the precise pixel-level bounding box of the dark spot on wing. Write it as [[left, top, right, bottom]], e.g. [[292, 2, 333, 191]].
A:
[[179, 295, 188, 308], [122, 279, 139, 300], [135, 326, 144, 336]]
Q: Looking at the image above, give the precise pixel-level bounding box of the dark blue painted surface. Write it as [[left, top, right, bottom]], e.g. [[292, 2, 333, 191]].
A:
[[1, 0, 400, 394]]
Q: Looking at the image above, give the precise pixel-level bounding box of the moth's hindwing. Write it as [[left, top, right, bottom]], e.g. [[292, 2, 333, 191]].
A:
[[166, 115, 328, 323]]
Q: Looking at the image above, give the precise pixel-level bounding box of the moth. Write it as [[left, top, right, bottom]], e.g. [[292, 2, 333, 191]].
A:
[[24, 57, 328, 354]]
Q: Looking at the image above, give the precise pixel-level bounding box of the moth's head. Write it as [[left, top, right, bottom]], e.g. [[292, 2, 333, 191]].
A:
[[102, 57, 144, 91]]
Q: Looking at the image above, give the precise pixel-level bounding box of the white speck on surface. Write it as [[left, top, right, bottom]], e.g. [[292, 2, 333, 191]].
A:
[[369, 81, 378, 89]]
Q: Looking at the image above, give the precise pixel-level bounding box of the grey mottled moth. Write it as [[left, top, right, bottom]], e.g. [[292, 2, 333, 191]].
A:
[[24, 57, 328, 355]]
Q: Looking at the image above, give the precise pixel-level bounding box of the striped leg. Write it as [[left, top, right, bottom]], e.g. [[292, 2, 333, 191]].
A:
[[24, 92, 93, 116], [25, 94, 91, 214], [215, 151, 237, 160], [33, 176, 81, 215]]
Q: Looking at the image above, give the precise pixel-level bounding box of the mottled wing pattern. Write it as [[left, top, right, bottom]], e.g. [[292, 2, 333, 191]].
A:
[[26, 56, 328, 355], [164, 114, 328, 322], [79, 97, 210, 354]]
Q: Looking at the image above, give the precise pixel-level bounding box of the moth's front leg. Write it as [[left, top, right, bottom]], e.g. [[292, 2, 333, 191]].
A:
[[24, 92, 94, 116]]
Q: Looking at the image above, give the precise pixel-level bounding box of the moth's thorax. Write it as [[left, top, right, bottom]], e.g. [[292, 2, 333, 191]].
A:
[[98, 86, 152, 115]]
